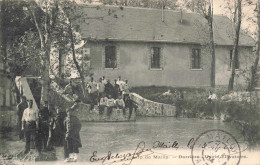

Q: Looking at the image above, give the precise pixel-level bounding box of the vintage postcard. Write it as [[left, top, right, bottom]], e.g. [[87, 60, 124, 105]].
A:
[[0, 0, 260, 164]]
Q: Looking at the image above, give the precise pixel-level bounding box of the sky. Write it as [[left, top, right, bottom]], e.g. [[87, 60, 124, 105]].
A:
[[213, 0, 257, 39]]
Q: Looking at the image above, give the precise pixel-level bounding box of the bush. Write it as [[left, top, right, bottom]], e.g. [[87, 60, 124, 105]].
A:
[[131, 86, 260, 146]]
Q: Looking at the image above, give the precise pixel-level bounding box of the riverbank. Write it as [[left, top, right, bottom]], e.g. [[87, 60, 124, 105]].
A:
[[130, 86, 260, 146]]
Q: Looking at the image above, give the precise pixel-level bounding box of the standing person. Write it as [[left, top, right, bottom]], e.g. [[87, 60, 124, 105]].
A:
[[21, 100, 40, 154], [38, 101, 50, 152], [64, 101, 82, 162], [124, 94, 138, 120], [97, 78, 105, 104], [88, 77, 98, 110], [101, 76, 107, 85], [104, 79, 114, 98], [113, 79, 120, 99], [53, 106, 66, 146], [208, 91, 217, 103], [116, 76, 123, 85], [17, 96, 27, 140], [208, 91, 218, 118], [46, 109, 56, 151], [121, 79, 129, 100]]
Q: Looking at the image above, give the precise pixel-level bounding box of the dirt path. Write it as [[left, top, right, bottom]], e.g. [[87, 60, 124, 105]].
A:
[[0, 131, 58, 164]]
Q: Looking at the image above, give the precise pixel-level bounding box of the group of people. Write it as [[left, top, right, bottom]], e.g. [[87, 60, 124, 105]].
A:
[[17, 96, 82, 162], [63, 75, 135, 116], [87, 76, 138, 118]]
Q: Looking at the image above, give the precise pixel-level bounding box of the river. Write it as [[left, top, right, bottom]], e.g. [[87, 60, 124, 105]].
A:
[[65, 117, 248, 163]]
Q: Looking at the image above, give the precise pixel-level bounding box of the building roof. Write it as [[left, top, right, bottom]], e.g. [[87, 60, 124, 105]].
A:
[[74, 5, 255, 46]]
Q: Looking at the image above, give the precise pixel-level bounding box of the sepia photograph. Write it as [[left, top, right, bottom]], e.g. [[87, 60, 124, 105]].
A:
[[0, 0, 260, 164]]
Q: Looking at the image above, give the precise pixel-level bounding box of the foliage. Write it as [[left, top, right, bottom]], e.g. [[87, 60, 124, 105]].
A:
[[99, 0, 178, 9], [1, 1, 41, 78], [131, 86, 260, 145]]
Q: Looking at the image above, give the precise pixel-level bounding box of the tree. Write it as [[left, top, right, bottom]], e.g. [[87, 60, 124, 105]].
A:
[[25, 0, 59, 105], [184, 0, 216, 88], [0, 0, 41, 104], [228, 0, 242, 91], [57, 1, 89, 100], [248, 0, 260, 91]]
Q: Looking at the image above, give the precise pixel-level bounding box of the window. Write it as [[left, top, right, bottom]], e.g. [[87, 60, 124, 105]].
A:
[[151, 47, 161, 69], [191, 49, 201, 69], [105, 46, 117, 69], [229, 49, 239, 69]]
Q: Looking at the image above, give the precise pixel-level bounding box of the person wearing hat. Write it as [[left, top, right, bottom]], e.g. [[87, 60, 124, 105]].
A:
[[21, 99, 40, 154], [64, 101, 82, 162]]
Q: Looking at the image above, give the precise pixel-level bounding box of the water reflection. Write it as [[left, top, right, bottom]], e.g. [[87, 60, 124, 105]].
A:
[[78, 117, 246, 162]]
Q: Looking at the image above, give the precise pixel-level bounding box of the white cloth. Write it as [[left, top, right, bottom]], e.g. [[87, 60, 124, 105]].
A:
[[116, 99, 125, 108], [100, 97, 108, 106], [107, 99, 115, 107], [208, 93, 217, 101], [22, 108, 39, 122], [88, 81, 97, 93]]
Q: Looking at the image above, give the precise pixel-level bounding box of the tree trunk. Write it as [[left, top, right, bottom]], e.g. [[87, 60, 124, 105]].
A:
[[248, 0, 260, 91], [204, 2, 215, 88], [209, 6, 215, 88], [31, 5, 52, 107], [40, 48, 50, 104], [1, 0, 7, 106], [68, 20, 86, 99], [228, 0, 241, 91]]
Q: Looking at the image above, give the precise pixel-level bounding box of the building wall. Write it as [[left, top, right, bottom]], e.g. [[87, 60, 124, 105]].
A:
[[84, 41, 253, 87], [215, 46, 253, 88]]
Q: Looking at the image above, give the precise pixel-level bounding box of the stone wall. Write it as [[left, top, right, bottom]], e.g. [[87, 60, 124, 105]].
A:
[[76, 104, 136, 122], [131, 93, 176, 117]]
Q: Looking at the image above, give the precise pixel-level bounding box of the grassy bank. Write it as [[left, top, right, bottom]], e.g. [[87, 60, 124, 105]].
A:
[[130, 86, 260, 146]]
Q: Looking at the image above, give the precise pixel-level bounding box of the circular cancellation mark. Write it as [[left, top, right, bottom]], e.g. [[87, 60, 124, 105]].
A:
[[191, 129, 241, 165]]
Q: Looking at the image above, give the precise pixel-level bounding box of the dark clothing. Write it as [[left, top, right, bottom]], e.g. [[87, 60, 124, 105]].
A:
[[39, 107, 49, 122], [17, 102, 27, 139], [104, 82, 114, 97], [24, 121, 40, 153], [64, 115, 82, 158], [99, 105, 106, 115], [125, 97, 138, 120], [90, 92, 98, 110], [53, 111, 66, 146], [47, 115, 55, 150], [113, 84, 120, 99], [39, 107, 50, 151]]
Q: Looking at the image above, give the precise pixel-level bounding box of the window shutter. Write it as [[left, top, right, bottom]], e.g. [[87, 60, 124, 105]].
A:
[[116, 45, 120, 69], [148, 47, 152, 70], [199, 49, 202, 69], [102, 45, 105, 69], [190, 49, 193, 69], [160, 48, 164, 69]]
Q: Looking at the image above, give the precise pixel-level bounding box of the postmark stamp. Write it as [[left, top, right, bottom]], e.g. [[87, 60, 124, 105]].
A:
[[191, 129, 241, 165]]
